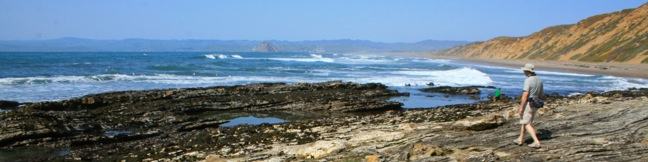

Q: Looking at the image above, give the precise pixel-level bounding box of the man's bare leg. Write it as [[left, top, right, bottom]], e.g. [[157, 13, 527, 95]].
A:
[[517, 125, 526, 145], [525, 124, 541, 145]]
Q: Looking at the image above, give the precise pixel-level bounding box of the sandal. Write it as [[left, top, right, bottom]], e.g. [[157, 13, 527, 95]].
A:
[[513, 139, 523, 146], [528, 143, 541, 148]]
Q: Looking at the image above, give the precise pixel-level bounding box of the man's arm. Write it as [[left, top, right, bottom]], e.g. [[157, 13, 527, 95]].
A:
[[518, 91, 529, 116]]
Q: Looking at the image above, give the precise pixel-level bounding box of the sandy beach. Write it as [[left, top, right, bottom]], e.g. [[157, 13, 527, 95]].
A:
[[386, 52, 648, 79]]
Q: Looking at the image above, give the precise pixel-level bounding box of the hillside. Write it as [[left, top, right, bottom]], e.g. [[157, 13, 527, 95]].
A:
[[441, 3, 648, 64]]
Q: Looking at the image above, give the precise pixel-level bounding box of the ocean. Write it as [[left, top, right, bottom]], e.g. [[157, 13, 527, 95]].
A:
[[1, 52, 647, 108]]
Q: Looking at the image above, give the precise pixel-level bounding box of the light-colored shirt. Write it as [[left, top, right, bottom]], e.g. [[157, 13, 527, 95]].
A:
[[523, 75, 544, 98]]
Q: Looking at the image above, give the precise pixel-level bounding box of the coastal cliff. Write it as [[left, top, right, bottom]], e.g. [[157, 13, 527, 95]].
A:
[[441, 3, 648, 64]]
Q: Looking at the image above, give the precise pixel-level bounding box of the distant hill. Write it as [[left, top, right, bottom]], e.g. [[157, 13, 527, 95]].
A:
[[441, 3, 648, 64], [0, 38, 468, 53], [253, 41, 278, 52]]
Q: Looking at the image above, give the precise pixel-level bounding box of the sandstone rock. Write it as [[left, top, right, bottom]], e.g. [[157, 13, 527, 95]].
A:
[[502, 108, 517, 121], [349, 131, 404, 145], [452, 114, 505, 131], [204, 154, 227, 162], [163, 91, 174, 98], [82, 97, 95, 105], [310, 126, 333, 133], [493, 151, 510, 158], [398, 123, 417, 132], [407, 143, 452, 161], [263, 157, 286, 162], [537, 107, 555, 115], [452, 149, 498, 162], [593, 96, 610, 104], [578, 94, 595, 103], [284, 140, 347, 159], [612, 93, 624, 98], [578, 94, 610, 104], [365, 154, 381, 162], [202, 155, 248, 162], [183, 151, 206, 159]]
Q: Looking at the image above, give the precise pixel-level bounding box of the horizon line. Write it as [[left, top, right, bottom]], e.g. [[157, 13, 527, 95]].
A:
[[0, 37, 472, 44]]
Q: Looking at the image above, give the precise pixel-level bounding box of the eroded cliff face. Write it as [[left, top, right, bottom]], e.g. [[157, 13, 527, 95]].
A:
[[442, 3, 648, 64]]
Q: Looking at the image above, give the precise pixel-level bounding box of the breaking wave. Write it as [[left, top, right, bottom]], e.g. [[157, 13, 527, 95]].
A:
[[204, 54, 228, 59], [389, 67, 493, 86]]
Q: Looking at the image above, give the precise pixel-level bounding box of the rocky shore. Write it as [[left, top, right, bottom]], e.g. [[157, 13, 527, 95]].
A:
[[420, 86, 494, 95], [1, 81, 648, 161]]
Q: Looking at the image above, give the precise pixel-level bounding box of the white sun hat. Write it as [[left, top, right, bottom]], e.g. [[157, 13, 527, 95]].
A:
[[521, 63, 535, 73]]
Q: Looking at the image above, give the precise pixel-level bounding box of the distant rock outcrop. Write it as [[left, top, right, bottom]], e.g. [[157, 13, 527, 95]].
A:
[[441, 3, 648, 64], [253, 41, 278, 52]]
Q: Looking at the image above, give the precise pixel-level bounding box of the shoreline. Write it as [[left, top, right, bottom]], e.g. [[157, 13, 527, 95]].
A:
[[387, 52, 648, 79], [1, 81, 647, 161], [454, 57, 648, 79]]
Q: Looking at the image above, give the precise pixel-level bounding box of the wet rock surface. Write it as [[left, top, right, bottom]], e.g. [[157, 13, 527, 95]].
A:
[[0, 81, 402, 161], [1, 83, 648, 161], [420, 86, 493, 95], [0, 100, 20, 109]]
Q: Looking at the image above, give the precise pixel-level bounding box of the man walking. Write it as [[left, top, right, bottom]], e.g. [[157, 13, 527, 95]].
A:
[[514, 63, 544, 148]]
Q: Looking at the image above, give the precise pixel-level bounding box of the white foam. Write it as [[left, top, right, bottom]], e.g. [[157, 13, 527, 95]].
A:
[[262, 54, 407, 65], [503, 69, 595, 77], [309, 69, 332, 76], [568, 92, 583, 97], [0, 75, 90, 85], [231, 55, 244, 59], [0, 74, 321, 86], [411, 58, 452, 64], [204, 54, 228, 59], [536, 71, 595, 77], [600, 76, 648, 90], [331, 54, 396, 64], [0, 68, 493, 88], [356, 55, 373, 59], [268, 54, 335, 63], [310, 54, 324, 59], [239, 54, 411, 65], [204, 54, 216, 59], [334, 57, 393, 64], [0, 74, 331, 102], [381, 67, 493, 86], [470, 64, 516, 70]]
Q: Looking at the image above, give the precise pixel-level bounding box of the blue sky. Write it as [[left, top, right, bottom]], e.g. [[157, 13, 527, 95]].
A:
[[1, 0, 646, 42]]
